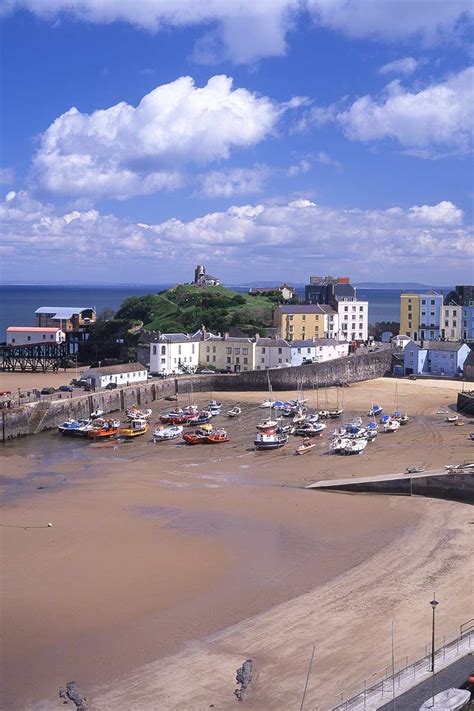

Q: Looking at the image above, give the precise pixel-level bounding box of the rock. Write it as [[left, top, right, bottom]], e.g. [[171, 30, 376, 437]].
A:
[[234, 659, 253, 701]]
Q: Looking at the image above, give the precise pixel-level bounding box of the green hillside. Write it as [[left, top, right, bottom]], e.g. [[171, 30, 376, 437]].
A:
[[115, 284, 276, 336]]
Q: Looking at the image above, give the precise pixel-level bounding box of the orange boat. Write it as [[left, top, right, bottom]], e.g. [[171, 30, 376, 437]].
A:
[[87, 419, 120, 439], [183, 432, 207, 445], [206, 430, 229, 444]]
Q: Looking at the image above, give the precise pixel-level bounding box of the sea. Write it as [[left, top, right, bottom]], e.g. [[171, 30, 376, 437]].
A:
[[0, 284, 451, 339]]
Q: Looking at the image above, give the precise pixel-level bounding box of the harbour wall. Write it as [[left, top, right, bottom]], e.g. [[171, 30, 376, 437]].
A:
[[1, 350, 392, 440], [457, 391, 474, 416], [310, 473, 474, 505]]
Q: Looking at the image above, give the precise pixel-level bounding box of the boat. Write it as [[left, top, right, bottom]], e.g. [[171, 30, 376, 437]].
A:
[[117, 419, 148, 438], [182, 432, 207, 445], [127, 407, 152, 420], [419, 687, 471, 710], [455, 420, 465, 426], [368, 404, 383, 416], [342, 439, 367, 455], [406, 466, 424, 473], [445, 414, 459, 423], [195, 423, 214, 435], [260, 399, 274, 409], [384, 419, 400, 433], [153, 425, 183, 441], [380, 413, 391, 424], [328, 408, 343, 419], [206, 429, 229, 444], [296, 438, 316, 455], [281, 407, 294, 418], [254, 431, 288, 450], [186, 411, 212, 426], [74, 419, 97, 437], [399, 414, 410, 425], [159, 410, 194, 424], [305, 410, 319, 423], [227, 406, 242, 418], [294, 422, 326, 436], [57, 418, 85, 435], [256, 418, 279, 432], [330, 437, 350, 454], [90, 408, 104, 419], [444, 462, 474, 471], [318, 409, 330, 419], [469, 433, 474, 441], [208, 405, 221, 416], [184, 404, 198, 415], [278, 423, 294, 435], [207, 400, 222, 409], [87, 419, 120, 439]]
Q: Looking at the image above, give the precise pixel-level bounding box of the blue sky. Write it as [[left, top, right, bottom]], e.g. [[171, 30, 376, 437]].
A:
[[0, 1, 472, 285]]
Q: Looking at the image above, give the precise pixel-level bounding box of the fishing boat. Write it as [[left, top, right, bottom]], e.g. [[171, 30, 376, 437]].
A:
[[74, 419, 97, 437], [87, 419, 120, 439], [182, 431, 207, 445], [342, 438, 367, 455], [278, 423, 294, 435], [455, 420, 465, 426], [330, 437, 350, 453], [254, 431, 288, 450], [328, 408, 343, 419], [445, 414, 459, 423], [127, 407, 152, 420], [153, 425, 183, 441], [159, 410, 194, 424], [256, 418, 279, 432], [260, 399, 274, 408], [117, 419, 148, 438], [184, 404, 198, 415], [208, 404, 221, 416], [57, 418, 89, 435], [384, 419, 400, 433], [296, 438, 316, 455], [399, 414, 410, 425], [380, 413, 391, 424], [419, 687, 471, 711], [469, 433, 474, 441], [195, 424, 214, 435], [90, 408, 104, 419], [206, 429, 229, 444], [305, 410, 319, 423], [368, 404, 383, 416], [318, 409, 330, 419], [227, 406, 242, 418]]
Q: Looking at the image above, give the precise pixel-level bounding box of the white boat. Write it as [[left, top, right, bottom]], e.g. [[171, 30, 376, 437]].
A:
[[254, 431, 288, 450], [445, 414, 459, 423], [328, 408, 343, 418], [90, 408, 104, 419], [256, 417, 279, 431], [153, 425, 183, 441], [296, 439, 316, 455], [342, 439, 367, 455], [419, 687, 470, 710], [127, 407, 152, 420], [384, 419, 400, 432], [260, 399, 274, 409], [318, 409, 330, 419], [330, 437, 350, 453], [295, 422, 326, 436], [227, 406, 242, 418], [368, 404, 383, 416]]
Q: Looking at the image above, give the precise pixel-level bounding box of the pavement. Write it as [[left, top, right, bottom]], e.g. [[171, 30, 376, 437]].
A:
[[378, 655, 473, 710]]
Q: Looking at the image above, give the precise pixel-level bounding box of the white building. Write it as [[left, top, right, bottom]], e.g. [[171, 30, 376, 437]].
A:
[[255, 338, 291, 369], [441, 304, 461, 341], [336, 298, 369, 342], [291, 338, 349, 366], [81, 363, 148, 388], [6, 326, 65, 346], [149, 333, 200, 375], [391, 334, 412, 350]]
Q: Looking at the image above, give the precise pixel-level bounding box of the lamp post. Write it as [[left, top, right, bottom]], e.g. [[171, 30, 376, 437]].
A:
[[430, 595, 439, 708]]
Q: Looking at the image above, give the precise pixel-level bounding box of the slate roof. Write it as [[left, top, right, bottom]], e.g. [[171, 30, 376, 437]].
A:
[[291, 338, 345, 347], [422, 341, 468, 352], [278, 304, 336, 315], [256, 338, 291, 347]]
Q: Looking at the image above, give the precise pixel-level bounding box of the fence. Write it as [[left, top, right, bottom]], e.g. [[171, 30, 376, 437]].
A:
[[325, 625, 473, 711]]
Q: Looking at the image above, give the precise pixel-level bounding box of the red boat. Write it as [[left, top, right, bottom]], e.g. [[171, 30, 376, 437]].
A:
[[87, 419, 120, 439], [160, 411, 194, 425], [182, 432, 207, 445], [206, 430, 229, 444]]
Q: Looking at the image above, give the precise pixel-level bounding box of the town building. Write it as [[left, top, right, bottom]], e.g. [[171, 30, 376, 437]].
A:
[[399, 292, 444, 341], [461, 305, 474, 340], [194, 265, 220, 287], [276, 304, 338, 341], [6, 327, 65, 346], [403, 341, 470, 377], [391, 334, 412, 349], [463, 350, 474, 381], [200, 334, 256, 372], [278, 284, 296, 301], [441, 304, 461, 341], [291, 338, 349, 366], [81, 363, 148, 388], [336, 298, 369, 342], [148, 333, 201, 375], [305, 276, 355, 305], [35, 306, 96, 331], [454, 285, 474, 305], [255, 337, 291, 369]]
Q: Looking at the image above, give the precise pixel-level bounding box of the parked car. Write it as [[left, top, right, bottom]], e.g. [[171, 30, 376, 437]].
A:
[[74, 379, 90, 388], [200, 369, 215, 374], [41, 387, 56, 395], [105, 382, 117, 389], [59, 385, 73, 392]]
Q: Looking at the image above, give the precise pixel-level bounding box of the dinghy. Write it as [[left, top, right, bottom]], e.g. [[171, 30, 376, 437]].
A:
[[419, 687, 470, 710], [296, 439, 316, 455], [227, 406, 242, 418], [153, 425, 183, 441]]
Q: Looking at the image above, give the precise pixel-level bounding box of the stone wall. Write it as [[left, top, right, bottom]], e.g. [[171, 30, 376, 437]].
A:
[[457, 391, 474, 416]]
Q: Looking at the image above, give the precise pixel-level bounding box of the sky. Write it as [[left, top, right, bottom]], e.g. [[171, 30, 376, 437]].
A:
[[0, 0, 473, 285]]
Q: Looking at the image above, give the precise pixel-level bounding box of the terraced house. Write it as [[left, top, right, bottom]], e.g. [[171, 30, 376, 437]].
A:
[[200, 334, 256, 372], [276, 304, 338, 341]]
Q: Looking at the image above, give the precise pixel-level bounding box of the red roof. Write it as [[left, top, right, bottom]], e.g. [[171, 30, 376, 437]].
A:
[[7, 327, 61, 332]]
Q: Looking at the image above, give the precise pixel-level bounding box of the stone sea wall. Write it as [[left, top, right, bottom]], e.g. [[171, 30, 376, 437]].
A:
[[1, 350, 393, 441]]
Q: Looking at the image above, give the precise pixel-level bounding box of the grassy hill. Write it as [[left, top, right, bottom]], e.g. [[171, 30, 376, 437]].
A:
[[115, 284, 277, 336]]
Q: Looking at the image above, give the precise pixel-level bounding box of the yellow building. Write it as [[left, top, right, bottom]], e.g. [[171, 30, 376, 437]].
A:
[[276, 305, 338, 341], [400, 294, 420, 340], [199, 335, 256, 372]]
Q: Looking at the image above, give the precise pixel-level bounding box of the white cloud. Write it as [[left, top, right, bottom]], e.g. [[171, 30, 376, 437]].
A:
[[314, 151, 343, 171], [287, 159, 311, 176], [300, 67, 474, 156], [1, 191, 471, 282], [3, 1, 472, 65], [33, 75, 282, 199], [378, 57, 421, 76], [198, 166, 270, 198], [0, 168, 15, 185]]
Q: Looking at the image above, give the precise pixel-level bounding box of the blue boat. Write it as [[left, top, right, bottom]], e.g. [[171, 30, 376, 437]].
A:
[[368, 404, 383, 416], [57, 418, 90, 435]]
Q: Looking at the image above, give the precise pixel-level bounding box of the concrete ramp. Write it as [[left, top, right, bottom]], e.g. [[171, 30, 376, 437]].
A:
[[306, 468, 474, 504]]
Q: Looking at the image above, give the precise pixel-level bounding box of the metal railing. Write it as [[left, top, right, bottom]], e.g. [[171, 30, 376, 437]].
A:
[[325, 626, 473, 711]]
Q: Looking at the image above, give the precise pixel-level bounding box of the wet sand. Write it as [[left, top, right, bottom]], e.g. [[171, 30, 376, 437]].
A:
[[0, 378, 472, 710]]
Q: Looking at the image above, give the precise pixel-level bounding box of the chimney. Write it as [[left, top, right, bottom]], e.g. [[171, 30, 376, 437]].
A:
[[201, 324, 206, 341], [224, 332, 229, 340], [255, 332, 260, 341]]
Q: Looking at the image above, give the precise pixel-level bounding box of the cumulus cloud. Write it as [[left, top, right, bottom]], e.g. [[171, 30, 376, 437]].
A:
[[300, 67, 473, 156], [3, 1, 472, 64], [378, 57, 421, 76], [287, 159, 312, 176], [1, 191, 471, 282], [32, 75, 282, 199], [197, 165, 271, 198]]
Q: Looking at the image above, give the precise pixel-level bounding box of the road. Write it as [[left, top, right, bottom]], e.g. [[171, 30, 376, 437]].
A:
[[379, 655, 473, 710]]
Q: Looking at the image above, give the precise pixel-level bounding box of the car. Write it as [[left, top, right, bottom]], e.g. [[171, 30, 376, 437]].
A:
[[41, 387, 56, 395], [200, 369, 215, 374], [105, 382, 118, 389], [58, 385, 73, 392], [74, 379, 89, 388]]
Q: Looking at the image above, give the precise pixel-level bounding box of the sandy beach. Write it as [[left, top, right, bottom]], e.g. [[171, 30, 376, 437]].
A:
[[0, 377, 472, 710]]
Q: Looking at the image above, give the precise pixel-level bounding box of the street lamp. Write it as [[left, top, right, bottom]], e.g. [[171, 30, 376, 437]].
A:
[[430, 595, 439, 709]]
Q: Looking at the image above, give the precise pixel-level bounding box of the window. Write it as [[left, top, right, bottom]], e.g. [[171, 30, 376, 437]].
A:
[[421, 300, 426, 305], [227, 356, 231, 364], [289, 314, 294, 321], [261, 357, 265, 363], [192, 344, 195, 354], [445, 321, 449, 327], [235, 357, 240, 364], [262, 347, 266, 353], [226, 347, 231, 354], [278, 358, 282, 363], [243, 357, 248, 365], [212, 346, 216, 353], [178, 345, 181, 355], [306, 348, 310, 353], [431, 300, 435, 305], [206, 346, 210, 353], [161, 357, 166, 364], [243, 348, 248, 354], [234, 348, 240, 354], [359, 306, 364, 312], [278, 348, 282, 354], [352, 305, 356, 311], [152, 345, 157, 355], [344, 306, 348, 312], [27, 336, 31, 341], [302, 315, 306, 321], [212, 356, 216, 362]]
